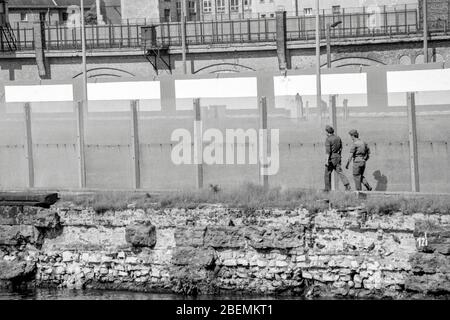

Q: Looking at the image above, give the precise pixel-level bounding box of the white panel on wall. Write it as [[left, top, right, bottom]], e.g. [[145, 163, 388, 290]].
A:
[[87, 81, 161, 100], [387, 69, 450, 92], [175, 77, 258, 98], [274, 73, 368, 96], [5, 84, 74, 102]]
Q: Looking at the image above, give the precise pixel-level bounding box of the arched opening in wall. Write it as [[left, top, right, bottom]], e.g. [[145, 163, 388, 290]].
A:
[[323, 57, 386, 69], [193, 63, 256, 74], [72, 67, 136, 79]]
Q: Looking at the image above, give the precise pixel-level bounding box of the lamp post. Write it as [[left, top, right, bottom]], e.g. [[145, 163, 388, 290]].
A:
[[326, 21, 342, 68]]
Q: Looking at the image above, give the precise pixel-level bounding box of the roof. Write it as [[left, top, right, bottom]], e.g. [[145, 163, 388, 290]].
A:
[[8, 0, 96, 9]]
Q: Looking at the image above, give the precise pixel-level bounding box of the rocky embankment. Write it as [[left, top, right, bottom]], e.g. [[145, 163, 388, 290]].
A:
[[0, 204, 449, 298]]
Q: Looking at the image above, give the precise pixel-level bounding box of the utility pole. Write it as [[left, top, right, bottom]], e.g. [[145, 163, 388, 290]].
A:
[[326, 23, 331, 68], [326, 21, 342, 68], [423, 0, 428, 63], [315, 0, 322, 115], [81, 0, 87, 103], [181, 0, 187, 74], [96, 0, 105, 25]]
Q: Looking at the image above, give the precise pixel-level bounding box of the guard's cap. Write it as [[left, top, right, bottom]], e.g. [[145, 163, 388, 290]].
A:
[[349, 129, 359, 137], [325, 125, 334, 134]]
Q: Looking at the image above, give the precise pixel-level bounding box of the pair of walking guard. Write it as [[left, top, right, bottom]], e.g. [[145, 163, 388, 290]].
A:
[[324, 125, 372, 192]]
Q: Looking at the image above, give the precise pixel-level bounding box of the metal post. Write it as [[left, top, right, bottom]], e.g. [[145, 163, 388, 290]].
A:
[[407, 92, 420, 192], [315, 0, 322, 119], [194, 98, 203, 189], [259, 96, 269, 188], [423, 0, 428, 63], [326, 23, 331, 68], [80, 0, 88, 105], [24, 103, 34, 188], [96, 0, 104, 25], [75, 101, 86, 188], [181, 0, 187, 74], [130, 100, 141, 189]]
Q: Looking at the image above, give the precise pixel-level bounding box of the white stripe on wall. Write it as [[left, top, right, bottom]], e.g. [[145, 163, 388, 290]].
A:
[[274, 73, 368, 96], [5, 84, 74, 102], [88, 81, 161, 100], [175, 77, 258, 98], [387, 69, 450, 92]]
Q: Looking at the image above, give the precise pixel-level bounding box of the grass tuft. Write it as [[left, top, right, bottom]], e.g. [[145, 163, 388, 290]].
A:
[[60, 182, 450, 215]]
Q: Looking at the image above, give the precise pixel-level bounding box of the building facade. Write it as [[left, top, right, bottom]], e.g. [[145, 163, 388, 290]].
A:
[[7, 0, 121, 25], [121, 0, 421, 23]]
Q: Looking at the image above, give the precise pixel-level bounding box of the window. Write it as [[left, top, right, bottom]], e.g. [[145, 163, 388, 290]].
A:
[[61, 12, 68, 21], [260, 14, 266, 18], [230, 0, 239, 12], [20, 12, 28, 21], [203, 0, 212, 13], [332, 5, 341, 15], [304, 8, 313, 16], [217, 0, 225, 13], [164, 9, 170, 22], [270, 13, 274, 18], [244, 0, 251, 10]]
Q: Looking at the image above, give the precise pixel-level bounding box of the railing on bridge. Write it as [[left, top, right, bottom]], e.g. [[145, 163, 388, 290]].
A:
[[12, 22, 143, 51], [7, 6, 450, 51]]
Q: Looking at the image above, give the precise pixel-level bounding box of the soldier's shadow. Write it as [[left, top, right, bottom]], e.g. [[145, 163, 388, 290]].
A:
[[372, 170, 388, 191]]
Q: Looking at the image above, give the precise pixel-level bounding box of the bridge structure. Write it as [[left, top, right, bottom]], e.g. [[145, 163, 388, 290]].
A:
[[1, 5, 450, 80]]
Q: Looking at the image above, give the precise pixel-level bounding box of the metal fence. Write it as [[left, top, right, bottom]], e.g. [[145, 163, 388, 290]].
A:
[[12, 22, 143, 51], [7, 5, 450, 51]]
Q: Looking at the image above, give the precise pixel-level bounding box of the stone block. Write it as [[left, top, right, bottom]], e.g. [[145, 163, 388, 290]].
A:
[[174, 226, 205, 247], [0, 225, 40, 246], [204, 226, 244, 248], [0, 260, 36, 280], [172, 247, 216, 267], [125, 221, 157, 248], [0, 207, 60, 228], [62, 251, 73, 262], [409, 252, 450, 274], [246, 226, 304, 250]]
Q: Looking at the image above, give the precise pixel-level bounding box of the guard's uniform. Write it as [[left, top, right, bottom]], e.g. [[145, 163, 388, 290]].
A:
[[324, 134, 350, 191], [349, 139, 372, 191]]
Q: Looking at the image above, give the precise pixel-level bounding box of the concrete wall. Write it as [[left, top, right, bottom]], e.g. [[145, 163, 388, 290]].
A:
[[0, 65, 449, 192]]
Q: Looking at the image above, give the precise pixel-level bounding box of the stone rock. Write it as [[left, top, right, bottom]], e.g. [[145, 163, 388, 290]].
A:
[[125, 221, 157, 248], [245, 226, 304, 250], [0, 260, 36, 280], [204, 226, 244, 248], [174, 227, 205, 247], [0, 225, 40, 246], [62, 251, 73, 262], [405, 273, 450, 293], [172, 247, 216, 268], [409, 252, 450, 274]]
